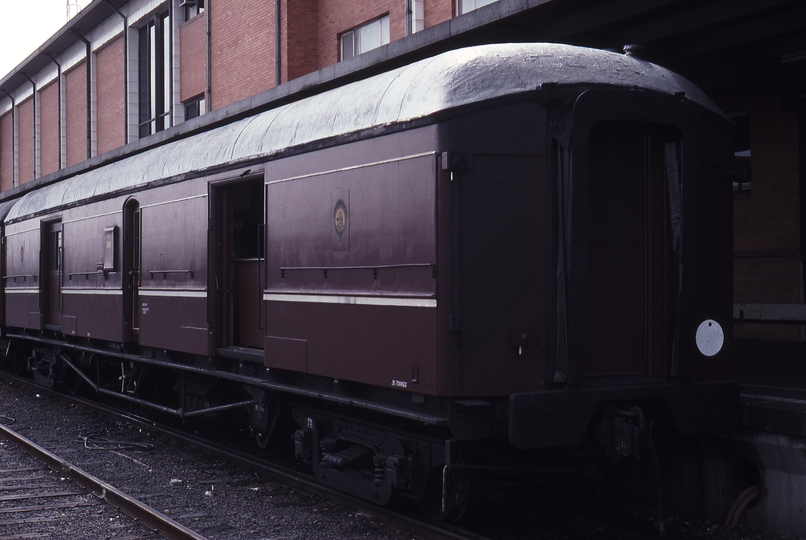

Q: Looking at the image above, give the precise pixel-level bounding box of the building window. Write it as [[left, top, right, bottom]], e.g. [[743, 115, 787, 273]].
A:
[[458, 0, 498, 15], [732, 114, 751, 193], [183, 0, 205, 23], [340, 15, 390, 61], [406, 0, 424, 35], [138, 10, 171, 139], [184, 95, 206, 120]]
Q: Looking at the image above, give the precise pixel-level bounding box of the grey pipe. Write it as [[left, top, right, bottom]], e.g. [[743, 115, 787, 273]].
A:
[[46, 54, 62, 171], [206, 1, 212, 108], [21, 73, 36, 179], [1, 90, 16, 187], [275, 0, 281, 86], [70, 29, 92, 160]]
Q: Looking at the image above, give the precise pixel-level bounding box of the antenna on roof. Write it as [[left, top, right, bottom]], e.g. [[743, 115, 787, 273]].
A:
[[67, 0, 82, 20]]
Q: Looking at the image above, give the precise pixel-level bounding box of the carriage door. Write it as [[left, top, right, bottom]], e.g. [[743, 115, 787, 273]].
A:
[[584, 122, 676, 378], [214, 179, 265, 349], [43, 221, 62, 329], [123, 200, 141, 341]]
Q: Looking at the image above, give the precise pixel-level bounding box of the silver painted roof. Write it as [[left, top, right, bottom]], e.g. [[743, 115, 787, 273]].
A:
[[7, 43, 721, 221]]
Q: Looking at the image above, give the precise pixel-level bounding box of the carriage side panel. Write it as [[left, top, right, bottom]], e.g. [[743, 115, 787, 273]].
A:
[[4, 221, 44, 330], [264, 127, 440, 393], [138, 183, 210, 357], [61, 199, 125, 341], [439, 102, 547, 397]]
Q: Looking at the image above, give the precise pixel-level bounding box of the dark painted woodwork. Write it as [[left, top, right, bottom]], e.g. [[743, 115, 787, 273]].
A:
[[264, 127, 438, 393], [138, 294, 209, 356], [439, 103, 547, 397], [44, 221, 63, 327], [266, 301, 437, 393], [584, 122, 675, 377]]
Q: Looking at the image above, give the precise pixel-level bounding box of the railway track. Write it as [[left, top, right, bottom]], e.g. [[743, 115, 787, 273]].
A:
[[0, 372, 491, 540], [0, 418, 203, 540], [4, 371, 772, 540]]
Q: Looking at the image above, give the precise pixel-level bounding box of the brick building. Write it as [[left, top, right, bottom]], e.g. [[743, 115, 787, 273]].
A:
[[0, 0, 466, 191], [0, 0, 804, 390], [0, 0, 805, 533]]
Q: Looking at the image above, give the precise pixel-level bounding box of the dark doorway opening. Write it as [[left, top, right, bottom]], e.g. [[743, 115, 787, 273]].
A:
[[123, 199, 141, 342], [213, 178, 265, 349], [43, 220, 62, 330], [584, 122, 678, 378]]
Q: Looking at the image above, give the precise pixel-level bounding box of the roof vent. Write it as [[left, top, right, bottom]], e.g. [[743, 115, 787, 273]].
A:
[[623, 44, 647, 59]]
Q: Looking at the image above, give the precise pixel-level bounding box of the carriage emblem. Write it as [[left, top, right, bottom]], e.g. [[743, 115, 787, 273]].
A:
[[334, 199, 347, 238]]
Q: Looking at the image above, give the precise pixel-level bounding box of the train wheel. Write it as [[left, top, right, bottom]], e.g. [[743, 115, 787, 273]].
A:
[[418, 466, 471, 522]]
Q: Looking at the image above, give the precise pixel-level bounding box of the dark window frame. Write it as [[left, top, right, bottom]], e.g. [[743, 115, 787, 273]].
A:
[[340, 15, 390, 61], [183, 0, 205, 23], [184, 94, 206, 120], [138, 9, 171, 139]]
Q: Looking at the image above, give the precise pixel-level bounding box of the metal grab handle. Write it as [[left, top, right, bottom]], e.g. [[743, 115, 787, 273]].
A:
[[148, 269, 194, 279], [258, 223, 265, 330]]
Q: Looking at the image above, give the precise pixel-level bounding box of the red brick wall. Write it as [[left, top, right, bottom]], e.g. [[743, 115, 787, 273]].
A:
[[17, 97, 34, 185], [210, 0, 275, 110], [180, 14, 206, 102], [282, 0, 319, 83], [39, 81, 60, 176], [65, 60, 88, 167], [733, 94, 800, 253], [317, 0, 405, 67], [0, 112, 12, 192], [96, 35, 125, 155], [728, 89, 803, 340], [425, 0, 453, 28]]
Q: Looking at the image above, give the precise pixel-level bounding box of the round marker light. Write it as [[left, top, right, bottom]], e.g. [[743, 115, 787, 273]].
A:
[[695, 319, 724, 357]]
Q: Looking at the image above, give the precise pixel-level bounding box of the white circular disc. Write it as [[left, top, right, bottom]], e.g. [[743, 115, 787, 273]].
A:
[[696, 319, 724, 357]]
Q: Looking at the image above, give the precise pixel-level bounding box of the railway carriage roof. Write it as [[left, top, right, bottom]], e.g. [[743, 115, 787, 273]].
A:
[[6, 43, 720, 221]]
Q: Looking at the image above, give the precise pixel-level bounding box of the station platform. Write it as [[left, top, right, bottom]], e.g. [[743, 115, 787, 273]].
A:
[[728, 338, 806, 536]]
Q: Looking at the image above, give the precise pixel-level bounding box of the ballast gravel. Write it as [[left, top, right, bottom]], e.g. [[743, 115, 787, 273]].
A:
[[0, 377, 795, 540], [0, 379, 411, 540]]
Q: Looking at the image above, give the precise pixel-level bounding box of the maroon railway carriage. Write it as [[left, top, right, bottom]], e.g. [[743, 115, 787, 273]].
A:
[[0, 43, 738, 515]]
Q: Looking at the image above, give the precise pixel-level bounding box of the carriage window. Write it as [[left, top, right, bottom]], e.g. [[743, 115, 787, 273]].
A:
[[50, 231, 62, 272]]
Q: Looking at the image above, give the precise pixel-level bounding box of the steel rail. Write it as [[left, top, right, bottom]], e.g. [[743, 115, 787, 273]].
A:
[[0, 370, 490, 540], [0, 421, 208, 540]]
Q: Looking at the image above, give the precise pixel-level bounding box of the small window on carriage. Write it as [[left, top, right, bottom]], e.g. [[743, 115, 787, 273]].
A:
[[50, 231, 62, 272], [184, 95, 206, 120], [731, 113, 751, 194]]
